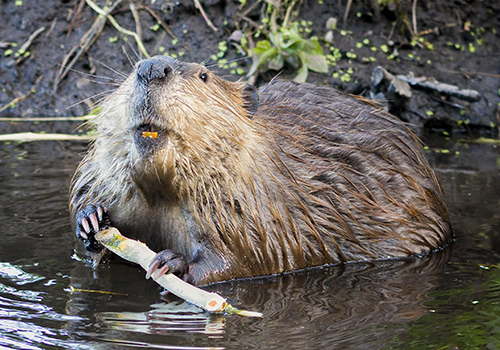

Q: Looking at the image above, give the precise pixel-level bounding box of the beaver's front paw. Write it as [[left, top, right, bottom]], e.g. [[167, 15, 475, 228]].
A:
[[75, 205, 111, 252], [146, 250, 189, 281]]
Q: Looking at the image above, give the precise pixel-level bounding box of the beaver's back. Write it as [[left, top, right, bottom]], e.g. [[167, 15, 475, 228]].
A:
[[250, 81, 451, 264]]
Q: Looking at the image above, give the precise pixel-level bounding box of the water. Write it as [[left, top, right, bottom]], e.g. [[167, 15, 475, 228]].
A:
[[0, 137, 499, 349]]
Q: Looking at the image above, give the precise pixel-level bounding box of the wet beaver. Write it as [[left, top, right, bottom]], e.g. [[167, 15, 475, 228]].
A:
[[70, 55, 452, 285]]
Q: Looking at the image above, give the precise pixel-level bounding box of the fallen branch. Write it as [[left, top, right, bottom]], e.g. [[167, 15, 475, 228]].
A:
[[0, 132, 92, 142], [397, 72, 481, 102], [95, 228, 262, 317]]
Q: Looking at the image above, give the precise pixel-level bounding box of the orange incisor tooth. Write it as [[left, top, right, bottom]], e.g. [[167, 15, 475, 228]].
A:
[[141, 131, 158, 139]]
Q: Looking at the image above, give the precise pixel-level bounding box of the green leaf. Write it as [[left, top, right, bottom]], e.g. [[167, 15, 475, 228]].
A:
[[256, 46, 279, 66], [298, 51, 328, 73], [278, 27, 302, 49], [248, 45, 278, 76], [268, 54, 284, 70], [303, 37, 324, 56], [293, 64, 309, 83], [313, 42, 324, 56], [253, 40, 272, 55]]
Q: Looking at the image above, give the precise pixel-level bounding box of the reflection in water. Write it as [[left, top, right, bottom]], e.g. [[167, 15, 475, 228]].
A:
[[64, 262, 227, 349], [0, 269, 88, 350], [218, 253, 451, 349], [97, 302, 226, 336], [63, 251, 451, 349], [0, 262, 45, 286], [0, 139, 499, 349]]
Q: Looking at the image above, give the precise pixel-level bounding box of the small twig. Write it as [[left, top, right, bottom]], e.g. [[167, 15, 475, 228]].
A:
[[15, 26, 45, 65], [193, 0, 218, 32], [139, 5, 189, 51], [387, 20, 397, 42], [458, 138, 500, 145], [417, 28, 439, 36], [238, 0, 261, 18], [430, 97, 465, 110], [45, 17, 58, 38], [96, 228, 262, 317], [237, 15, 261, 30], [369, 0, 381, 22], [0, 115, 96, 122], [67, 285, 128, 296], [344, 0, 353, 24], [412, 0, 418, 35], [0, 132, 92, 142], [129, 2, 143, 56], [438, 67, 500, 79], [0, 91, 33, 113], [85, 0, 149, 58], [66, 0, 86, 37], [448, 261, 500, 268], [282, 0, 297, 29]]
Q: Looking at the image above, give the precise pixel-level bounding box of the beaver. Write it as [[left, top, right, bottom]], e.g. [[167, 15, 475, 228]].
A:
[[70, 55, 452, 285]]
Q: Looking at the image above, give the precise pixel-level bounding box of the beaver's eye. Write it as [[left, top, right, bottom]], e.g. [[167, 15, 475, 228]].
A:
[[199, 72, 208, 82]]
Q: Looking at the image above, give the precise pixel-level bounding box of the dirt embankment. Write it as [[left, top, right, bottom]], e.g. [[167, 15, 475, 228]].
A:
[[0, 0, 498, 137]]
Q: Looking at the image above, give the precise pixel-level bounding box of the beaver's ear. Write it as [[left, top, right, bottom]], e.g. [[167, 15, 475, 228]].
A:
[[242, 84, 259, 118]]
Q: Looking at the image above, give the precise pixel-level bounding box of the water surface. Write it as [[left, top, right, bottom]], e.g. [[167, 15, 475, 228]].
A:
[[0, 138, 499, 349]]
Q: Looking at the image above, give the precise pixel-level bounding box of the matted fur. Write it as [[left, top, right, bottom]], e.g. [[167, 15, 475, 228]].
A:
[[70, 56, 452, 284]]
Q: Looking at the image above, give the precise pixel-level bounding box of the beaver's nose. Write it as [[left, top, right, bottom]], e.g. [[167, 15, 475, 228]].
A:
[[136, 56, 177, 83]]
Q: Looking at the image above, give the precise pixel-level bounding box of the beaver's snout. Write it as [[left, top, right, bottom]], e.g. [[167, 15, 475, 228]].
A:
[[132, 56, 180, 156], [136, 56, 177, 84], [131, 57, 180, 150]]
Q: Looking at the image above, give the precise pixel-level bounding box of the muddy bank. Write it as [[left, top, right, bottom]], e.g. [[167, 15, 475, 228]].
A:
[[0, 0, 498, 137]]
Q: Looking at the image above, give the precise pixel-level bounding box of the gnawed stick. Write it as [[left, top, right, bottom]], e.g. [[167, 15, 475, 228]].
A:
[[95, 228, 262, 317]]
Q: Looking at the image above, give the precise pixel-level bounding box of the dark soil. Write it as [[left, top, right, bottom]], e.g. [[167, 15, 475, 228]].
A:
[[0, 0, 499, 138]]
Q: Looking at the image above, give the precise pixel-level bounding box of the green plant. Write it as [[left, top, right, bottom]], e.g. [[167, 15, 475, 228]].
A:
[[245, 1, 328, 82]]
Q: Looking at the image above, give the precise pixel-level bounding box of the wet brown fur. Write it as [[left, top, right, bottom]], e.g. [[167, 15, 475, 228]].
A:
[[70, 57, 452, 285]]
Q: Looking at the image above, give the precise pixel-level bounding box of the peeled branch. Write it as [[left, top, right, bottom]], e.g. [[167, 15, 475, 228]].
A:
[[95, 228, 262, 317]]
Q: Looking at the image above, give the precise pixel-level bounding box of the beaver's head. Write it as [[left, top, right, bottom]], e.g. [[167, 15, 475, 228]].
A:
[[107, 56, 260, 202]]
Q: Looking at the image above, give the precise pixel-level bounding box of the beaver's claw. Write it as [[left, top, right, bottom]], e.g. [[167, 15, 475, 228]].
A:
[[146, 250, 189, 281], [75, 205, 110, 252]]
